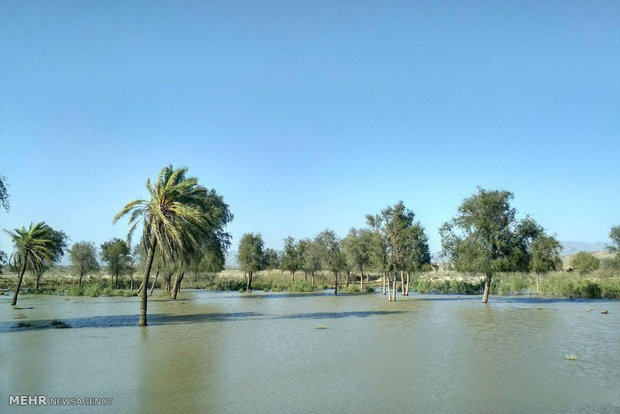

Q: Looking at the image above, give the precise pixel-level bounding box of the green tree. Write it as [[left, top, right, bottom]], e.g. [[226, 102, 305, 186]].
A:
[[302, 239, 322, 288], [342, 228, 373, 289], [101, 238, 130, 289], [403, 222, 431, 295], [30, 228, 68, 290], [4, 222, 64, 305], [530, 234, 562, 292], [440, 188, 545, 303], [238, 233, 265, 291], [315, 230, 345, 295], [569, 251, 600, 275], [69, 242, 99, 288], [367, 201, 421, 300], [263, 248, 280, 270], [281, 236, 303, 283], [114, 165, 232, 326]]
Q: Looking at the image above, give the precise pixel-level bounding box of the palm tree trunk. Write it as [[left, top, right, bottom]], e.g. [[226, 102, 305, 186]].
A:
[[482, 273, 492, 303], [139, 236, 157, 326], [149, 271, 159, 296], [35, 272, 41, 290], [11, 252, 29, 306], [171, 272, 184, 300]]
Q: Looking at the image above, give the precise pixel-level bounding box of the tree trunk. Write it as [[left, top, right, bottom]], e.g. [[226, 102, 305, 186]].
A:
[[387, 275, 392, 301], [304, 271, 308, 281], [382, 273, 386, 295], [244, 272, 247, 282], [11, 252, 29, 306], [291, 271, 295, 284], [149, 271, 159, 296], [392, 277, 397, 301], [129, 274, 134, 291], [171, 272, 184, 300], [164, 273, 172, 292], [115, 272, 119, 289], [405, 272, 410, 296], [536, 273, 540, 294], [334, 272, 338, 295], [246, 271, 253, 292], [79, 271, 84, 288], [360, 270, 364, 290], [400, 271, 405, 295], [311, 271, 315, 289], [346, 271, 350, 287], [34, 272, 41, 290], [482, 273, 492, 303], [139, 235, 158, 326]]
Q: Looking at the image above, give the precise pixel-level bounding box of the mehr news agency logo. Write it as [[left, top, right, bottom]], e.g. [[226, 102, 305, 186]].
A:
[[9, 395, 113, 407]]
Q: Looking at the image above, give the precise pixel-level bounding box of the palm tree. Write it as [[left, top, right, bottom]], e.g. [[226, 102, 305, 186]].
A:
[[114, 165, 222, 326], [4, 222, 57, 306]]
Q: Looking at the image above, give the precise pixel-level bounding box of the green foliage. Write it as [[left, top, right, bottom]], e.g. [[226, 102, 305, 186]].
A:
[[281, 236, 303, 275], [238, 233, 265, 273], [4, 222, 66, 275], [342, 228, 373, 277], [67, 285, 83, 296], [367, 201, 429, 274], [414, 278, 484, 294], [83, 283, 103, 297], [263, 248, 280, 270], [531, 235, 562, 274], [100, 239, 130, 277], [569, 251, 600, 275], [288, 280, 314, 292], [69, 241, 99, 278], [314, 230, 345, 275], [490, 273, 531, 295], [214, 279, 246, 291]]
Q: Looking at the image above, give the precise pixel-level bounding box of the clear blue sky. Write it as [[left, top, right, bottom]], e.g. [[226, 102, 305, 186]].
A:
[[1, 0, 618, 258]]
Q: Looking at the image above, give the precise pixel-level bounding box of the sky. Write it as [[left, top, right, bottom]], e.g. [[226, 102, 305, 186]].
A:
[[0, 0, 619, 260]]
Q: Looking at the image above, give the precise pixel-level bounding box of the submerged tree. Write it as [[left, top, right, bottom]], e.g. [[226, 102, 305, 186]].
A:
[[69, 242, 100, 288], [315, 230, 345, 295], [238, 233, 264, 291], [302, 239, 322, 288], [281, 236, 303, 283], [4, 222, 64, 305], [0, 175, 8, 270], [530, 234, 562, 292], [342, 228, 373, 290], [114, 165, 232, 326], [101, 238, 130, 289], [367, 201, 424, 300], [440, 188, 549, 303]]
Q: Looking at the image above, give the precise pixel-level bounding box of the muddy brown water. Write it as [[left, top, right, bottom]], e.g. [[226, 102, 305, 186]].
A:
[[1, 290, 619, 413]]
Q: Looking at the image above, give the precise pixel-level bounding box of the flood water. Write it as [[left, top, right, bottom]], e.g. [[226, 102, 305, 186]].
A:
[[1, 290, 619, 413]]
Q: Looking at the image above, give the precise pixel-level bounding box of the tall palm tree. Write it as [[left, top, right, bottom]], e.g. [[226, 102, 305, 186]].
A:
[[4, 222, 56, 306], [114, 165, 218, 326]]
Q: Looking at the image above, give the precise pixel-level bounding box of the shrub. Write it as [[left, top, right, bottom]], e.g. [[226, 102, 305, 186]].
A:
[[289, 280, 314, 292], [67, 286, 83, 296], [83, 284, 103, 297]]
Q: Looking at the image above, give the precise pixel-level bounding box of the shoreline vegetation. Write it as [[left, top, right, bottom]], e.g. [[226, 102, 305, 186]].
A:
[[2, 268, 619, 299], [2, 167, 619, 327]]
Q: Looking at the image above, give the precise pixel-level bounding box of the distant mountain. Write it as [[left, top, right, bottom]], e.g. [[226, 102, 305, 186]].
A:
[[559, 241, 610, 256]]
